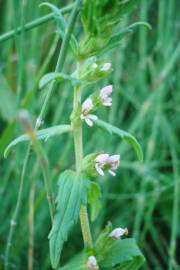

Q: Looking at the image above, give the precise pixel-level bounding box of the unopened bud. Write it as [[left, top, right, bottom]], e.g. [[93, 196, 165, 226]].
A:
[[87, 256, 99, 270], [109, 227, 128, 239]]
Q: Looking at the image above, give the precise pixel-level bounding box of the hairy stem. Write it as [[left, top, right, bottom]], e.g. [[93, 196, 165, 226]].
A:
[[73, 86, 93, 248], [4, 1, 81, 268]]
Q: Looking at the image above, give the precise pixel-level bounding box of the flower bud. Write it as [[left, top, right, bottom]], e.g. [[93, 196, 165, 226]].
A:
[[78, 57, 113, 82], [109, 227, 128, 239], [82, 98, 93, 114], [99, 85, 113, 107], [101, 63, 111, 72], [81, 98, 98, 127], [87, 256, 99, 270]]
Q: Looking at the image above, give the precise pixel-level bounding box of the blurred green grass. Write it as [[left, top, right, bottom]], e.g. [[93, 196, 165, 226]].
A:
[[0, 0, 179, 269]]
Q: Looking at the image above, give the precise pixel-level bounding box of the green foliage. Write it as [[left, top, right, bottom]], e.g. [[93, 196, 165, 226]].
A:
[[39, 72, 79, 88], [95, 119, 143, 162], [40, 2, 78, 54], [99, 239, 145, 269], [81, 0, 139, 36], [40, 2, 66, 35], [95, 224, 144, 269], [49, 170, 90, 269], [88, 182, 102, 221], [78, 0, 140, 57], [100, 21, 151, 55], [0, 0, 179, 269], [4, 125, 71, 158]]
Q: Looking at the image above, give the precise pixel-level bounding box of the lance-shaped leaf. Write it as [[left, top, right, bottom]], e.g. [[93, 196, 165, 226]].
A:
[[40, 3, 78, 54], [94, 119, 143, 162], [4, 125, 71, 158], [40, 2, 66, 36], [49, 170, 90, 269], [39, 72, 79, 89], [98, 238, 145, 269], [100, 21, 151, 55]]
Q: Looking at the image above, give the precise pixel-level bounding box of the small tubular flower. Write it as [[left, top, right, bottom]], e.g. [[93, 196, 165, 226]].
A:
[[107, 154, 120, 176], [86, 256, 99, 270], [95, 153, 120, 176], [109, 227, 128, 239], [99, 85, 113, 106], [101, 62, 112, 71], [95, 154, 109, 176], [80, 98, 98, 127], [82, 98, 93, 113]]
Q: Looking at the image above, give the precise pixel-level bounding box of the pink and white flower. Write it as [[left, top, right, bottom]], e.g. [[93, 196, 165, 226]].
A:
[[87, 256, 99, 270], [101, 62, 112, 71], [107, 154, 120, 176], [109, 227, 128, 239], [95, 153, 120, 176], [99, 85, 113, 107], [80, 98, 98, 127]]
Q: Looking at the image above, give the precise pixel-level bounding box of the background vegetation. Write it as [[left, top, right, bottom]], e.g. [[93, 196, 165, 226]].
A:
[[0, 0, 179, 269]]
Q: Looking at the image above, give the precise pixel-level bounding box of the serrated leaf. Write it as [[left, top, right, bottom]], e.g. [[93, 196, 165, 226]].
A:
[[95, 119, 143, 162], [88, 182, 102, 221], [4, 125, 71, 158], [49, 170, 90, 269], [98, 238, 145, 270]]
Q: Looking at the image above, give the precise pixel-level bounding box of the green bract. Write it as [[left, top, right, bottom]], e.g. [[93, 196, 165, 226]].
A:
[[95, 224, 145, 269], [78, 0, 139, 58]]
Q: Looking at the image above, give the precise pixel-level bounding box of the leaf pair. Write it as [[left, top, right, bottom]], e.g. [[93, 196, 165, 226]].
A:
[[4, 118, 143, 162]]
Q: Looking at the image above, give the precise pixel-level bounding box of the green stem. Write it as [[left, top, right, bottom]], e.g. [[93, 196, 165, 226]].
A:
[[4, 1, 81, 269], [0, 3, 74, 43], [72, 86, 93, 249]]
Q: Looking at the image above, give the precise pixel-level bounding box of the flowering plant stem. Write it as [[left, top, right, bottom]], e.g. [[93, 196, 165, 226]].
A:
[[73, 85, 93, 249]]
